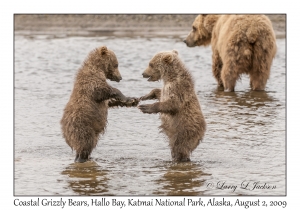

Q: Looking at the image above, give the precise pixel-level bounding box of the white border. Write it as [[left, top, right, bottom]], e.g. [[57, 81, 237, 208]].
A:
[[3, 0, 296, 208]]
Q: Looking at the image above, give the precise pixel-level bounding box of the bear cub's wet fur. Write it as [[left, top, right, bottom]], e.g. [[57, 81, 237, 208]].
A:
[[61, 46, 138, 163], [139, 50, 206, 162]]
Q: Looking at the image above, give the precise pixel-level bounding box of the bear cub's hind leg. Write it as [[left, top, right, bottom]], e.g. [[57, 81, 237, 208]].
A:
[[75, 151, 90, 163], [171, 144, 191, 162], [171, 149, 191, 162]]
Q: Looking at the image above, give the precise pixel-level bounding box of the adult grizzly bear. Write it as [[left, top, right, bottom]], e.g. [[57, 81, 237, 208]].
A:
[[184, 15, 277, 92], [138, 50, 206, 162], [61, 46, 138, 163]]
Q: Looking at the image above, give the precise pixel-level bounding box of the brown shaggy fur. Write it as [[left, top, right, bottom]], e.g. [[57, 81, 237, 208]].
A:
[[61, 46, 138, 163], [138, 50, 206, 162], [184, 14, 277, 92]]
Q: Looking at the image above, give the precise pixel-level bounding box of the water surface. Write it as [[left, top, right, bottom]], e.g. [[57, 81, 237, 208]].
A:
[[14, 33, 286, 196]]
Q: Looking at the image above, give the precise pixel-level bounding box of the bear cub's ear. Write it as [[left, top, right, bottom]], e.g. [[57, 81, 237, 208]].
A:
[[163, 53, 173, 64], [172, 50, 178, 55], [100, 46, 108, 55]]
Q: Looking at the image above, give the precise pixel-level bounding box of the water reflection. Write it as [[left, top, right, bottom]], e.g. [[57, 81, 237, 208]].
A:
[[211, 89, 276, 109], [153, 162, 210, 196], [61, 161, 111, 195]]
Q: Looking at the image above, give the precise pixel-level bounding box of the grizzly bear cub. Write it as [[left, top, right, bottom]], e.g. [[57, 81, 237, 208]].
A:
[[61, 46, 138, 163], [184, 15, 277, 92], [138, 50, 206, 162]]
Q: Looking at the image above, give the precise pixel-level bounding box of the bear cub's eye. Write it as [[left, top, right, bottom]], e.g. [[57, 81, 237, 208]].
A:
[[114, 64, 118, 68], [192, 26, 196, 31], [149, 63, 154, 68]]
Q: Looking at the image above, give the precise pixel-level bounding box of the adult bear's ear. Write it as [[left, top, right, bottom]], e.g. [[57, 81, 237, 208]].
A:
[[172, 50, 178, 55], [100, 46, 108, 55], [163, 53, 173, 64]]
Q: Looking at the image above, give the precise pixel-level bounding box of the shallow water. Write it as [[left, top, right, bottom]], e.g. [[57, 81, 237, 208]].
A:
[[14, 33, 286, 196]]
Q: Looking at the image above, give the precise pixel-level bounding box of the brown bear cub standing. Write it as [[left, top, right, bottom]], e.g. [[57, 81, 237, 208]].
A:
[[184, 15, 277, 92], [61, 46, 138, 163], [138, 50, 206, 162]]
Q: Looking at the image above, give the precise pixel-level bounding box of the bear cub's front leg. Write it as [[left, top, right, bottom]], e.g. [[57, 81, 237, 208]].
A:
[[138, 102, 160, 114], [139, 88, 161, 101], [108, 97, 140, 107], [109, 87, 139, 107], [111, 87, 128, 102], [138, 89, 162, 113]]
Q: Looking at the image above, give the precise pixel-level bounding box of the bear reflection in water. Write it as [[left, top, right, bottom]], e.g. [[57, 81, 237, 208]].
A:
[[61, 161, 110, 195]]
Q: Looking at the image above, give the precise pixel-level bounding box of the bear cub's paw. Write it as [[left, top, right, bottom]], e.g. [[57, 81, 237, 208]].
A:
[[138, 104, 159, 114]]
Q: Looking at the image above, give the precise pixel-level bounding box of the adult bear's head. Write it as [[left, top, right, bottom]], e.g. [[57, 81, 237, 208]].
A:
[[142, 50, 179, 82], [184, 14, 219, 47]]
